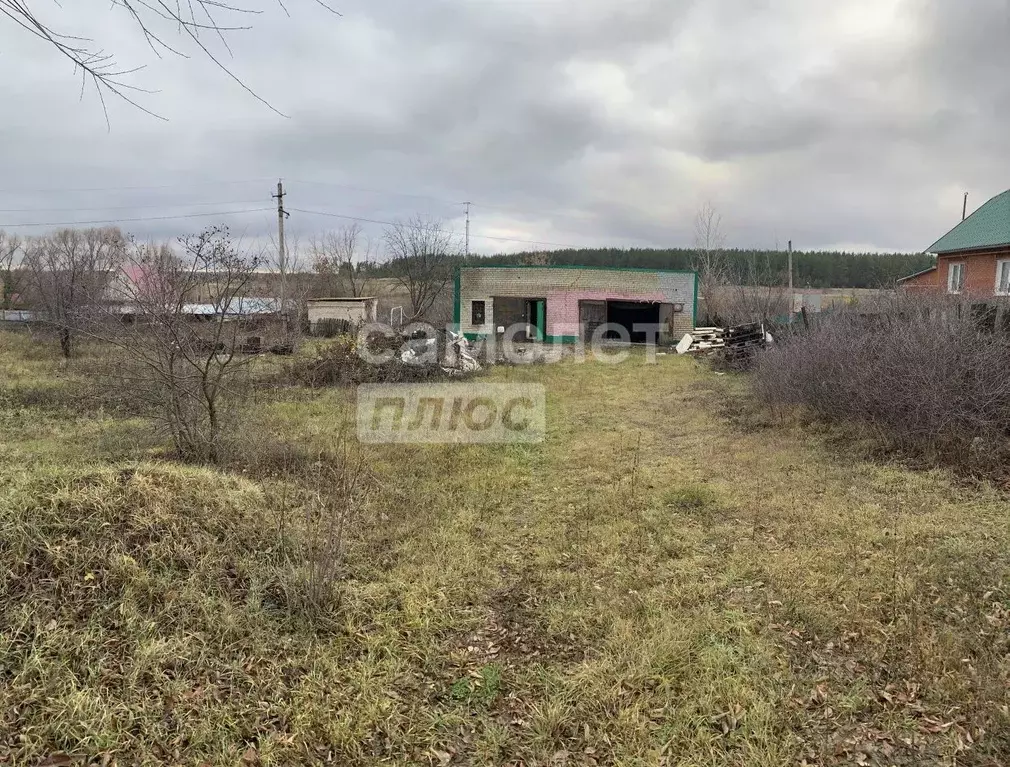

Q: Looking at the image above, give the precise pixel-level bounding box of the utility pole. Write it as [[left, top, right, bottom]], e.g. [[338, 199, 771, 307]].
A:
[[788, 239, 794, 325], [963, 192, 968, 221], [272, 179, 289, 332], [463, 201, 471, 259]]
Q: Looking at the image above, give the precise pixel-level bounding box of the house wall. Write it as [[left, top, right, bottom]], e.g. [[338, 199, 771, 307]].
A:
[[899, 248, 1010, 296], [937, 249, 1008, 296], [899, 269, 939, 290], [898, 248, 1010, 296], [457, 267, 696, 340]]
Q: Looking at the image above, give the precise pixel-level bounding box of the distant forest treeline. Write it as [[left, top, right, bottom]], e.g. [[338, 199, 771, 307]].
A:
[[368, 248, 935, 290], [465, 249, 936, 289]]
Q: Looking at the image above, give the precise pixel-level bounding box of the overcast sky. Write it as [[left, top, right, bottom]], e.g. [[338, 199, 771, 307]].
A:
[[2, 0, 1007, 256]]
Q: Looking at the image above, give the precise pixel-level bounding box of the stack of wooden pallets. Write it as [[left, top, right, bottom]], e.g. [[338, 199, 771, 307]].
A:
[[676, 323, 768, 361], [675, 327, 725, 354]]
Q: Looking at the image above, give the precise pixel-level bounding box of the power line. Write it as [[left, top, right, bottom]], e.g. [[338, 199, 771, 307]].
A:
[[0, 176, 586, 236], [290, 179, 583, 229], [0, 208, 274, 229], [0, 199, 266, 214], [0, 178, 274, 195], [289, 178, 466, 208], [0, 176, 587, 248], [287, 179, 595, 234], [287, 206, 579, 249]]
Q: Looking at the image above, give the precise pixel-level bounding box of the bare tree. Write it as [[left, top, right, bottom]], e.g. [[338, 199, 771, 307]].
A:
[[311, 223, 376, 298], [0, 231, 23, 310], [22, 227, 126, 357], [693, 201, 728, 324], [104, 227, 262, 463], [1, 1, 340, 118], [384, 216, 457, 321], [519, 251, 553, 266], [719, 256, 789, 326]]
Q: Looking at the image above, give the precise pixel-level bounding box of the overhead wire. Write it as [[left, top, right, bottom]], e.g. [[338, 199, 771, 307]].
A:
[[0, 178, 274, 195], [0, 199, 266, 214], [288, 178, 465, 208], [0, 207, 274, 229], [287, 206, 579, 249], [0, 176, 582, 249]]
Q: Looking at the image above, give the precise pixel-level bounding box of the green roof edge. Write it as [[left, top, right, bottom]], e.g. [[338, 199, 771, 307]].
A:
[[927, 189, 1010, 254]]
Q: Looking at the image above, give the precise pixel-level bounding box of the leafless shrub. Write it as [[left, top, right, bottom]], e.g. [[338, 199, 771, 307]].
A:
[[706, 261, 790, 327], [291, 444, 368, 616], [240, 423, 370, 621], [98, 227, 263, 463], [720, 283, 789, 327], [753, 292, 1010, 474], [692, 206, 791, 326]]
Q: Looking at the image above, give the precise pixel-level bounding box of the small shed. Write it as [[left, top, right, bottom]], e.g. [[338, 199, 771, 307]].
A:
[[307, 297, 379, 330]]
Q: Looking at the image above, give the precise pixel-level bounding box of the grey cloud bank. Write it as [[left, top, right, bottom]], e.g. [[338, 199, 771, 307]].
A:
[[1, 0, 1007, 254]]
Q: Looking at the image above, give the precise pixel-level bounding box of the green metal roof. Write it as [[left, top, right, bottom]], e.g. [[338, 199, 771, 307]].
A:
[[928, 189, 1010, 254]]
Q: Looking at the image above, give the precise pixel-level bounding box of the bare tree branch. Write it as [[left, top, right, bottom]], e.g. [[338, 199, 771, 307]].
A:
[[1, 1, 341, 120]]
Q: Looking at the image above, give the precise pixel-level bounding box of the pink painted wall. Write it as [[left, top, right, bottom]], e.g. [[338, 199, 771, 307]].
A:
[[546, 290, 668, 335]]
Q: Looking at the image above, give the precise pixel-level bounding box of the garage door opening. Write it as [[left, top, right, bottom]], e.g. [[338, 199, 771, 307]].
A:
[[493, 296, 546, 341], [604, 301, 661, 343]]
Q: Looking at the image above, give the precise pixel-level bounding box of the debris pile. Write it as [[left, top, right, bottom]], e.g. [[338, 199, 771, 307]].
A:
[[288, 330, 481, 388], [401, 331, 481, 376], [676, 322, 771, 367], [676, 327, 724, 354]]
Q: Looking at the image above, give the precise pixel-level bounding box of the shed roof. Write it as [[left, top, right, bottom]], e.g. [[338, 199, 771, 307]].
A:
[[928, 189, 1010, 254], [458, 264, 695, 276], [307, 296, 377, 303], [183, 297, 280, 316], [896, 266, 937, 283]]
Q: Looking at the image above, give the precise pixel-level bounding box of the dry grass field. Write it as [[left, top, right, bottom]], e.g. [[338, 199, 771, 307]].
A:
[[1, 330, 1008, 765]]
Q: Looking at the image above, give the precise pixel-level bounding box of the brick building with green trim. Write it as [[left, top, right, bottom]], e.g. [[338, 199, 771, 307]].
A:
[[900, 189, 1010, 295], [455, 265, 697, 344]]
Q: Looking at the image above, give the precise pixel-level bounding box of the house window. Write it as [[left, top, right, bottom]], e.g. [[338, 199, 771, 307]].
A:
[[471, 300, 486, 325], [948, 262, 966, 294], [997, 260, 1010, 295]]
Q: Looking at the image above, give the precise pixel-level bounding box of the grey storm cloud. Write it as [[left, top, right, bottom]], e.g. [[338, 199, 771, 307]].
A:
[[1, 0, 1008, 254]]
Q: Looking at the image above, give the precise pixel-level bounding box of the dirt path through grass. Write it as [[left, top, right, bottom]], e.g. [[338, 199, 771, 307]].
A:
[[368, 355, 1009, 765]]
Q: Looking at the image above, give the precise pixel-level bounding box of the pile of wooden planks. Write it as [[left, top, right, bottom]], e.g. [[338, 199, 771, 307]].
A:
[[676, 322, 769, 361], [722, 323, 766, 363], [675, 327, 725, 354]]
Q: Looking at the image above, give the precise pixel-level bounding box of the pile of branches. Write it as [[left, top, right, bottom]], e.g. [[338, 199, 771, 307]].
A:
[[287, 335, 471, 388]]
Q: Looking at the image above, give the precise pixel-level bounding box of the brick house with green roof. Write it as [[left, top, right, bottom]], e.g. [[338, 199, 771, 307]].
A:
[[899, 189, 1010, 295]]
